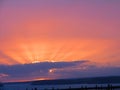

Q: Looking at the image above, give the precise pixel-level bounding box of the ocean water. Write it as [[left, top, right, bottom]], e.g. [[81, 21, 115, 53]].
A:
[[2, 83, 120, 90]]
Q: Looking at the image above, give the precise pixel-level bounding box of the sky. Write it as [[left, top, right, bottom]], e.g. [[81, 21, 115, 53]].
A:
[[0, 0, 120, 82]]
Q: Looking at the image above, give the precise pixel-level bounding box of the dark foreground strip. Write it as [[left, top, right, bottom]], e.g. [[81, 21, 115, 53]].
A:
[[45, 85, 120, 90]]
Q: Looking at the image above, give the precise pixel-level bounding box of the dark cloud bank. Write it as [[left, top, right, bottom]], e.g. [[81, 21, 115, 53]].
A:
[[0, 60, 120, 82]]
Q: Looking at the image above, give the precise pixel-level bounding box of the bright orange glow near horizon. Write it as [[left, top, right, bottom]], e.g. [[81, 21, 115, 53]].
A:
[[0, 1, 120, 65], [0, 39, 119, 66], [0, 0, 120, 82]]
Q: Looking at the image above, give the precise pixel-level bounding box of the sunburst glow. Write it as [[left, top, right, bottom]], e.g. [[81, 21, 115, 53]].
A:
[[0, 39, 119, 65], [0, 0, 120, 82]]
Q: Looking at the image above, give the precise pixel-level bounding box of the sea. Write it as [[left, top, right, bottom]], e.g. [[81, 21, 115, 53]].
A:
[[1, 83, 120, 90]]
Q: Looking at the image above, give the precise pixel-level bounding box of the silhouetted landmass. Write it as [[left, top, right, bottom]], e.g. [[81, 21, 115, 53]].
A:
[[0, 83, 3, 87], [4, 81, 30, 85], [31, 76, 120, 85]]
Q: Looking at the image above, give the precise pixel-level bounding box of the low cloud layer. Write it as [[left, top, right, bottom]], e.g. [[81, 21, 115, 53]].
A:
[[0, 60, 120, 82]]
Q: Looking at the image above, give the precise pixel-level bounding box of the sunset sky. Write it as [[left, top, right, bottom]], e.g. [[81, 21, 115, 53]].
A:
[[0, 0, 120, 82]]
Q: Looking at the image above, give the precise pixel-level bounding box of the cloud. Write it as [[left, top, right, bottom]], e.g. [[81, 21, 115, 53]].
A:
[[0, 73, 8, 78], [55, 66, 120, 79], [0, 60, 88, 82], [0, 60, 120, 82]]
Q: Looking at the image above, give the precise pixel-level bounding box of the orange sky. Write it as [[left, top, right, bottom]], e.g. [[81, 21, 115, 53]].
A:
[[0, 38, 119, 66], [0, 0, 120, 82]]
